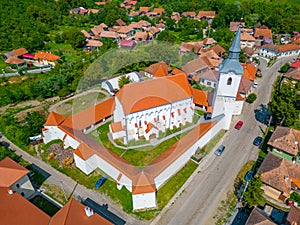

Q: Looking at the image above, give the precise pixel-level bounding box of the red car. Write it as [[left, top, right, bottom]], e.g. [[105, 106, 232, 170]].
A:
[[235, 120, 244, 130]]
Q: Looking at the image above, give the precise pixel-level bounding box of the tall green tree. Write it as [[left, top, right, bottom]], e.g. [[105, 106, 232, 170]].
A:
[[243, 175, 265, 208], [118, 75, 132, 89]]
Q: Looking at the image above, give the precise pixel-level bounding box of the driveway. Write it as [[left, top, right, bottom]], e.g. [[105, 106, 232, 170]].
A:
[[153, 56, 295, 225]]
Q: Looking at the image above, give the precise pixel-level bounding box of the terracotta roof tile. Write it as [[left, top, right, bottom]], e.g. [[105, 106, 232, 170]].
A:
[[258, 153, 300, 194], [286, 206, 300, 225], [182, 58, 208, 75], [291, 60, 300, 68], [0, 187, 50, 225], [285, 68, 300, 80], [197, 11, 216, 18], [62, 97, 115, 130], [192, 88, 208, 107], [0, 157, 29, 187], [81, 30, 91, 38], [254, 28, 272, 39], [240, 32, 255, 41], [100, 31, 119, 39], [110, 121, 124, 133], [49, 198, 113, 225], [5, 56, 25, 65], [242, 63, 257, 81], [245, 207, 275, 225], [34, 51, 60, 61], [116, 74, 192, 114], [182, 11, 196, 17], [115, 19, 126, 27], [238, 76, 253, 94], [210, 44, 226, 56], [145, 61, 171, 76], [236, 92, 245, 101], [132, 171, 156, 194], [86, 40, 103, 47], [44, 111, 65, 126], [268, 126, 300, 156], [139, 7, 149, 13], [12, 48, 28, 57]]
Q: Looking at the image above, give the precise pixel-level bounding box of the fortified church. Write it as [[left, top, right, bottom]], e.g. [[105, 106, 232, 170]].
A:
[[42, 28, 244, 210]]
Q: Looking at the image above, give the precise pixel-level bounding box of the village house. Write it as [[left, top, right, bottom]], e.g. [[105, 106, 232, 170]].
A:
[[284, 67, 300, 81], [259, 43, 300, 59], [139, 6, 150, 15], [182, 11, 196, 19], [34, 51, 60, 66], [116, 26, 134, 39], [254, 27, 273, 47], [286, 206, 300, 225], [199, 69, 219, 88], [182, 58, 209, 78], [196, 11, 216, 23], [85, 40, 103, 50], [148, 26, 160, 39], [119, 39, 136, 50], [258, 153, 300, 202], [240, 31, 256, 49], [144, 61, 172, 78], [134, 31, 148, 42], [171, 12, 181, 22], [267, 126, 300, 159], [101, 71, 142, 95], [245, 207, 276, 225], [0, 157, 35, 199], [229, 22, 245, 32]]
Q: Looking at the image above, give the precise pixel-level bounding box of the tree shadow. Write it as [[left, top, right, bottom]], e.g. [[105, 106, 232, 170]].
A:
[[254, 104, 271, 124], [83, 198, 126, 225]]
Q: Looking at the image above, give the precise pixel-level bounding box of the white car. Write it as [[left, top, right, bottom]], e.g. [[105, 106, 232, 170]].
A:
[[253, 82, 258, 88]]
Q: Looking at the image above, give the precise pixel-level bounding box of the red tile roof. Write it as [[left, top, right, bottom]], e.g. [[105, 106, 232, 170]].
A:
[[258, 153, 300, 194], [145, 62, 171, 76], [12, 48, 28, 57], [254, 28, 272, 39], [44, 111, 65, 126], [0, 187, 50, 225], [34, 51, 60, 62], [116, 74, 193, 114], [192, 88, 208, 107], [242, 63, 257, 81], [86, 40, 103, 47], [197, 11, 216, 18], [285, 68, 300, 80], [61, 97, 115, 130], [0, 157, 29, 187], [49, 198, 113, 225], [291, 60, 300, 68], [286, 206, 300, 225], [268, 126, 300, 156], [5, 56, 25, 65], [132, 171, 156, 194]]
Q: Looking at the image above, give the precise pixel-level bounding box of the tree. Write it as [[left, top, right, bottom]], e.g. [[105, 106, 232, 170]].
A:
[[156, 30, 177, 43], [246, 93, 257, 103], [118, 76, 132, 89], [243, 175, 266, 208], [62, 29, 86, 49]]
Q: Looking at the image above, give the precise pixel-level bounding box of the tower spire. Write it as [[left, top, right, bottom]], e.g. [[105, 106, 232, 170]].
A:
[[219, 26, 243, 75]]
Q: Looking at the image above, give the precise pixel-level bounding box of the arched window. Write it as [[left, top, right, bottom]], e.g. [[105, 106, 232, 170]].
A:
[[227, 77, 232, 85]]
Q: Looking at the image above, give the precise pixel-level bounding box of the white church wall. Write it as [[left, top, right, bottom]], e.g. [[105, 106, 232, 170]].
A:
[[233, 101, 244, 115], [43, 126, 66, 143], [132, 192, 157, 210], [113, 98, 125, 125]]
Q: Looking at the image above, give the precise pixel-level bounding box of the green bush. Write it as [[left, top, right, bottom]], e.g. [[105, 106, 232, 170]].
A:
[[247, 93, 257, 103]]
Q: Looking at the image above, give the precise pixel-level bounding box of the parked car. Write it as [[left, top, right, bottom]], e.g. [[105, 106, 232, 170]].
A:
[[253, 136, 263, 146], [215, 145, 225, 156], [235, 121, 244, 130], [245, 170, 254, 182], [252, 82, 258, 88], [95, 176, 107, 189]]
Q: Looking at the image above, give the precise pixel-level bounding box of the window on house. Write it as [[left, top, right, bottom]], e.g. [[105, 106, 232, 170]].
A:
[[16, 184, 20, 188], [21, 192, 24, 196], [207, 82, 211, 86], [227, 77, 232, 85]]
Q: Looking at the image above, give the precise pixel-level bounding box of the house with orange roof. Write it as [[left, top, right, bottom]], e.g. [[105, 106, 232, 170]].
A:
[[139, 6, 149, 15], [49, 198, 112, 225], [196, 11, 216, 23], [34, 51, 60, 66], [182, 11, 196, 18], [259, 43, 300, 59], [144, 61, 172, 78], [42, 29, 245, 210], [240, 31, 256, 49], [0, 187, 50, 225], [229, 22, 245, 32], [258, 153, 300, 202], [254, 27, 273, 46], [0, 157, 35, 199]]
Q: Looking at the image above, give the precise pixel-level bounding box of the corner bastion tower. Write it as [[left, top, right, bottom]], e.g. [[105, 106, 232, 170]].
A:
[[212, 27, 244, 130]]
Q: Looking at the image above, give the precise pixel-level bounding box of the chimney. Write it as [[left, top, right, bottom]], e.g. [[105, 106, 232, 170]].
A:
[[84, 206, 94, 217]]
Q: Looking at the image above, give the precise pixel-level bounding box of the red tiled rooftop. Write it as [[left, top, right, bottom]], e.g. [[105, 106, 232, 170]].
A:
[[44, 111, 65, 126]]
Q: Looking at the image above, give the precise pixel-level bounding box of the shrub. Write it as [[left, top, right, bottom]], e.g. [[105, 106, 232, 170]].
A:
[[247, 93, 257, 103], [47, 152, 55, 161], [62, 157, 74, 167]]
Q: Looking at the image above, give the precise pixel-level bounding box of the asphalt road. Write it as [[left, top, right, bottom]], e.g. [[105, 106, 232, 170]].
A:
[[154, 56, 295, 225]]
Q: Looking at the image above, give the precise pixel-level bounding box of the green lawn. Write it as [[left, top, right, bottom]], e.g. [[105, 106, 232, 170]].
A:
[[55, 92, 105, 116], [200, 129, 227, 154], [88, 122, 188, 167], [30, 195, 60, 216]]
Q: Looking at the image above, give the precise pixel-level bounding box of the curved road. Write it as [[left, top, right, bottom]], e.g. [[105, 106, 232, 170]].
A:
[[154, 56, 295, 225]]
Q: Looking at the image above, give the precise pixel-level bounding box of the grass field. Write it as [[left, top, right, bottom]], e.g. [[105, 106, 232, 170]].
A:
[[55, 92, 106, 116]]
